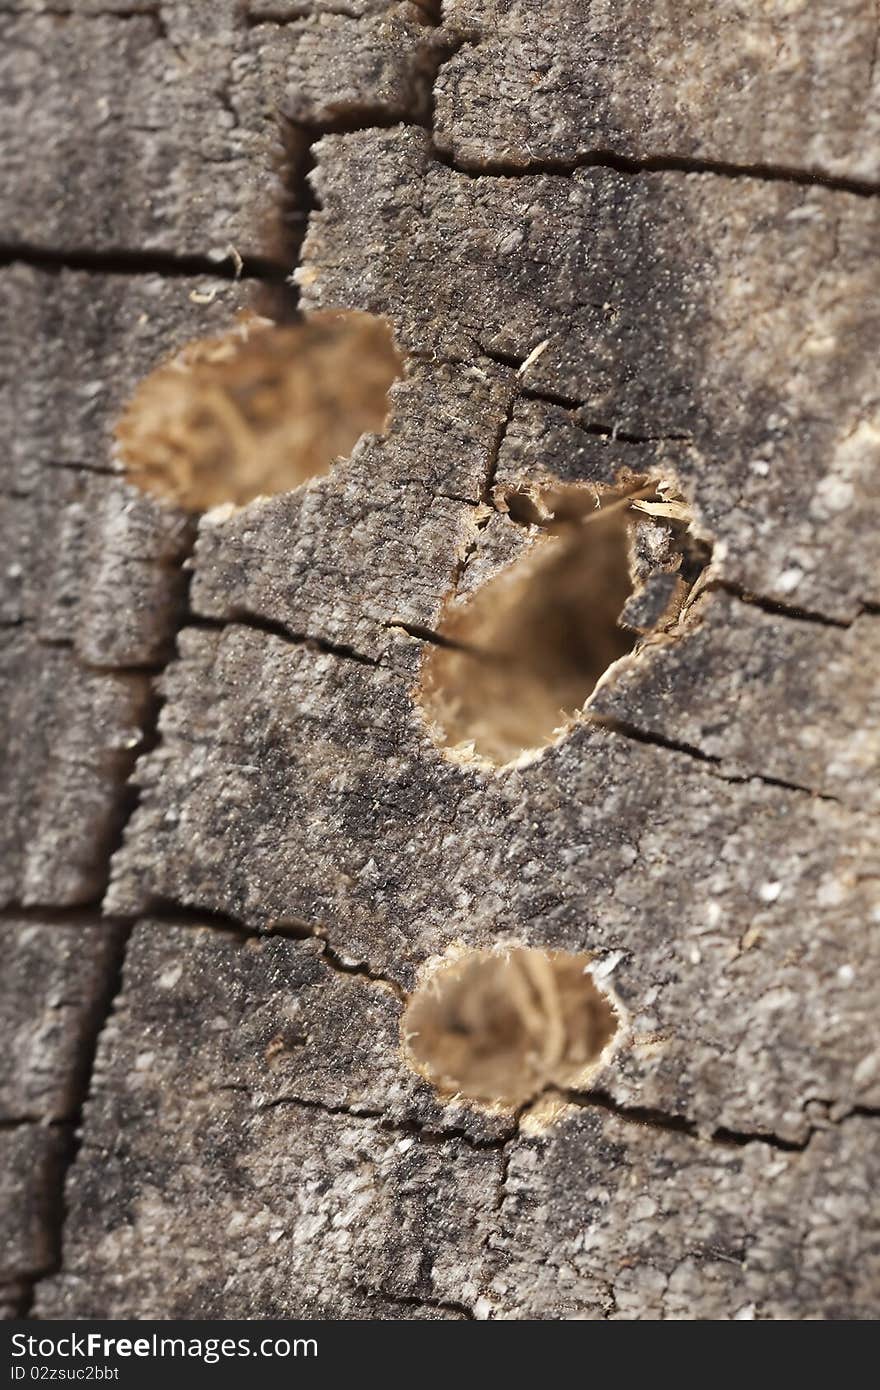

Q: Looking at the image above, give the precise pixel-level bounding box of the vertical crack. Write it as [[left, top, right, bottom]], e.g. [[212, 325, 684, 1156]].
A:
[[15, 926, 129, 1316], [266, 1, 474, 317], [20, 528, 198, 1314], [477, 1127, 517, 1318], [449, 392, 516, 595]]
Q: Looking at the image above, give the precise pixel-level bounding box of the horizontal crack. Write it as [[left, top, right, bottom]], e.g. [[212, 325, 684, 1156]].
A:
[[219, 1087, 511, 1152], [715, 579, 854, 630], [545, 407, 691, 447], [434, 145, 880, 201], [477, 348, 692, 439], [0, 904, 117, 924], [354, 1286, 477, 1320], [557, 1087, 872, 1154], [42, 458, 120, 477], [383, 618, 473, 654], [237, 1089, 386, 1122], [185, 611, 380, 667], [246, 4, 364, 22], [587, 712, 840, 803], [414, 342, 690, 438], [0, 1116, 74, 1131], [135, 896, 407, 998], [129, 898, 253, 939], [0, 242, 289, 283], [266, 918, 407, 1001]]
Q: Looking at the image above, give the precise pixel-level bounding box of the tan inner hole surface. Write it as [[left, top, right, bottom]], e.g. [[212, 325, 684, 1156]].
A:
[[403, 948, 619, 1108], [116, 309, 404, 511], [420, 491, 638, 766]]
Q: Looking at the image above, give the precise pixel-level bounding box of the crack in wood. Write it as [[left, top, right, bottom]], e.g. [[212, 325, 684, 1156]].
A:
[[12, 939, 128, 1315], [253, 1092, 511, 1152], [354, 1285, 478, 1319], [186, 611, 381, 667], [0, 241, 289, 282], [432, 145, 880, 201], [10, 0, 879, 1321], [558, 1086, 880, 1155], [103, 897, 409, 998], [714, 579, 857, 630], [17, 518, 199, 1307], [586, 712, 842, 805]]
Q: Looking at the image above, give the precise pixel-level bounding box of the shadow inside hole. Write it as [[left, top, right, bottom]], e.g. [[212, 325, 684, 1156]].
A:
[[115, 309, 405, 511], [420, 490, 641, 766], [402, 948, 619, 1108]]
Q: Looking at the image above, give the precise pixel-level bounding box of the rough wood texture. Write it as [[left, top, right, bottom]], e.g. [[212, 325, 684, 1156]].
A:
[[0, 2, 447, 258], [2, 0, 879, 1320], [435, 0, 880, 180], [1, 268, 245, 908], [0, 918, 124, 1123]]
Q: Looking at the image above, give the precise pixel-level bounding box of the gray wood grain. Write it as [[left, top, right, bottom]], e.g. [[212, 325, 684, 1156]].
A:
[[2, 0, 878, 1320]]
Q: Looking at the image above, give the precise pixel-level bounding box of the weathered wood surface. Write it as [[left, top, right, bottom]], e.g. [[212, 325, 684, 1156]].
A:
[[2, 0, 879, 1319]]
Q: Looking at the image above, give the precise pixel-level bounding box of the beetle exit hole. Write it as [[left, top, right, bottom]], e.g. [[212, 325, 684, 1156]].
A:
[[419, 481, 704, 766], [115, 310, 404, 511], [402, 947, 620, 1108]]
